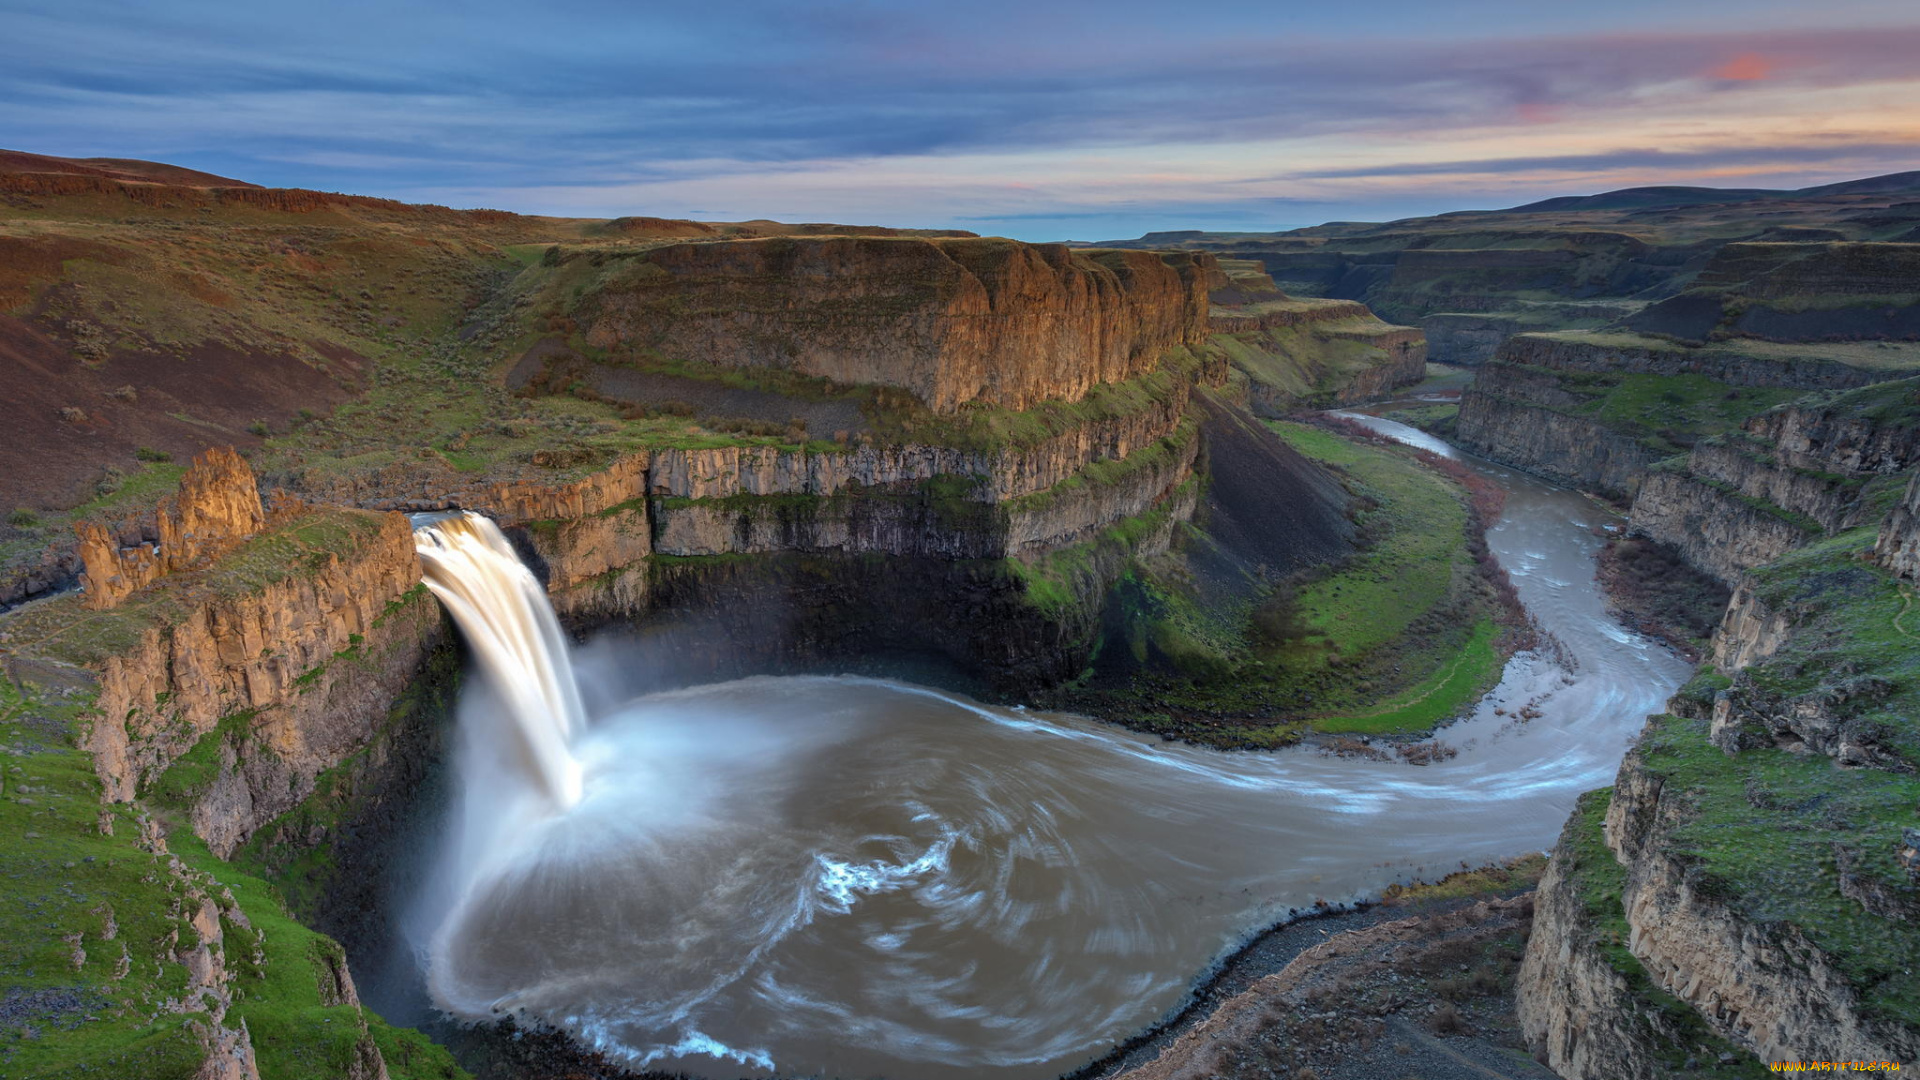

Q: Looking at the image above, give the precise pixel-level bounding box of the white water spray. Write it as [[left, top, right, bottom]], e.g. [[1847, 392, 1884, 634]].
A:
[[413, 512, 584, 808]]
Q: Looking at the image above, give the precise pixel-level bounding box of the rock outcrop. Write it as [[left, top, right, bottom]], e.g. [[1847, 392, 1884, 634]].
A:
[[1459, 335, 1919, 505], [1522, 453, 1920, 1075], [3, 474, 435, 857], [1516, 793, 1713, 1080], [1595, 744, 1920, 1065], [1709, 582, 1794, 671], [76, 447, 267, 609], [573, 237, 1214, 412]]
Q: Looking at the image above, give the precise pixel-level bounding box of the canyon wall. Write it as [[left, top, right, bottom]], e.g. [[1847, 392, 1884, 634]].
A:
[[1208, 299, 1427, 415], [1877, 470, 1920, 579], [650, 424, 1199, 559], [1629, 378, 1920, 583], [1516, 793, 1719, 1080], [574, 237, 1214, 412], [1626, 470, 1814, 585], [1495, 333, 1885, 391], [1459, 333, 1914, 508], [1456, 368, 1656, 497], [0, 449, 435, 856], [87, 511, 432, 854], [1628, 242, 1920, 343], [1522, 451, 1920, 1076]]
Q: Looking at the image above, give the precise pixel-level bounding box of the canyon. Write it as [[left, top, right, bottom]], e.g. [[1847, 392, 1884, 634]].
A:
[[6, 151, 1920, 1080]]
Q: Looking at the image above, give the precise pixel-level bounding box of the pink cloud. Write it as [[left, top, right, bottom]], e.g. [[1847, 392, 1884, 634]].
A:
[[1712, 52, 1774, 81]]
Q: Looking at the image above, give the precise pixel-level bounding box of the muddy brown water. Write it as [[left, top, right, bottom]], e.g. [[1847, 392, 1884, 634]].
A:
[[417, 415, 1687, 1079]]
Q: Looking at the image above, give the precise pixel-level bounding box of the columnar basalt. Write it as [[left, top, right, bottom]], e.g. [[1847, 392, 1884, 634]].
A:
[[1626, 470, 1813, 585], [574, 237, 1215, 412]]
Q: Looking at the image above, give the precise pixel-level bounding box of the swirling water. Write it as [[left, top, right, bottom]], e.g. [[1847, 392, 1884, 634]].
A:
[[413, 417, 1687, 1078]]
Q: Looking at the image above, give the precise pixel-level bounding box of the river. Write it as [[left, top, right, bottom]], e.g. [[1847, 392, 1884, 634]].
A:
[[413, 415, 1689, 1079]]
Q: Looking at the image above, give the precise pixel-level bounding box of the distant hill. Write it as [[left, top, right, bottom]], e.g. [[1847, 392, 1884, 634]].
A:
[[1504, 171, 1920, 213], [0, 148, 258, 188]]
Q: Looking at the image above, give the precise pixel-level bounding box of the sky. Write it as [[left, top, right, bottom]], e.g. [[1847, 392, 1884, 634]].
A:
[[3, 0, 1918, 240]]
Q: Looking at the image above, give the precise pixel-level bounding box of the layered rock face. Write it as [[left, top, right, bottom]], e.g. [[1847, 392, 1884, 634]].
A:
[[86, 511, 434, 854], [1629, 380, 1920, 583], [1604, 762, 1920, 1064], [1626, 469, 1813, 585], [1495, 333, 1886, 391], [650, 424, 1199, 559], [576, 237, 1214, 412], [1629, 242, 1920, 343], [1456, 365, 1656, 497], [1522, 439, 1920, 1075], [1709, 582, 1793, 671], [1459, 333, 1915, 506], [1516, 795, 1715, 1080]]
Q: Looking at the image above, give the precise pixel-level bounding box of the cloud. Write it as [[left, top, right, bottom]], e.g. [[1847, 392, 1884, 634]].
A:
[[1279, 141, 1920, 182], [1712, 52, 1775, 81], [2, 2, 1917, 236]]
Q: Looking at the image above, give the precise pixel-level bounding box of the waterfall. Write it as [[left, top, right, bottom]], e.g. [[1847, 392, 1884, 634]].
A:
[[413, 512, 585, 809]]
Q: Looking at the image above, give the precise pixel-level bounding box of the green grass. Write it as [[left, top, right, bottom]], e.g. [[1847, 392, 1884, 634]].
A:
[[1311, 618, 1499, 734], [1006, 480, 1192, 620], [1602, 521, 1920, 1035], [0, 461, 188, 581], [1053, 420, 1503, 741], [1268, 421, 1472, 660], [1376, 402, 1458, 432], [1379, 852, 1547, 906], [1634, 711, 1920, 1029], [1481, 363, 1804, 458], [1737, 522, 1920, 762], [1590, 373, 1801, 454], [0, 677, 466, 1080]]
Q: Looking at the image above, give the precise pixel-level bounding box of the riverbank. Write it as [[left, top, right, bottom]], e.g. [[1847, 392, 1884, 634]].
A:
[[1075, 857, 1550, 1080], [1047, 409, 1521, 747]]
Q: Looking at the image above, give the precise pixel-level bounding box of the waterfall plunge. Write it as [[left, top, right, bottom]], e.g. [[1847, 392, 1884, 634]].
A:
[[413, 512, 584, 809], [400, 456, 1693, 1079]]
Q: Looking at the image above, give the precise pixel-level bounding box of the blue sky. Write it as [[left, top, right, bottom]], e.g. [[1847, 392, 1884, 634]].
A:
[[3, 0, 1918, 239]]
